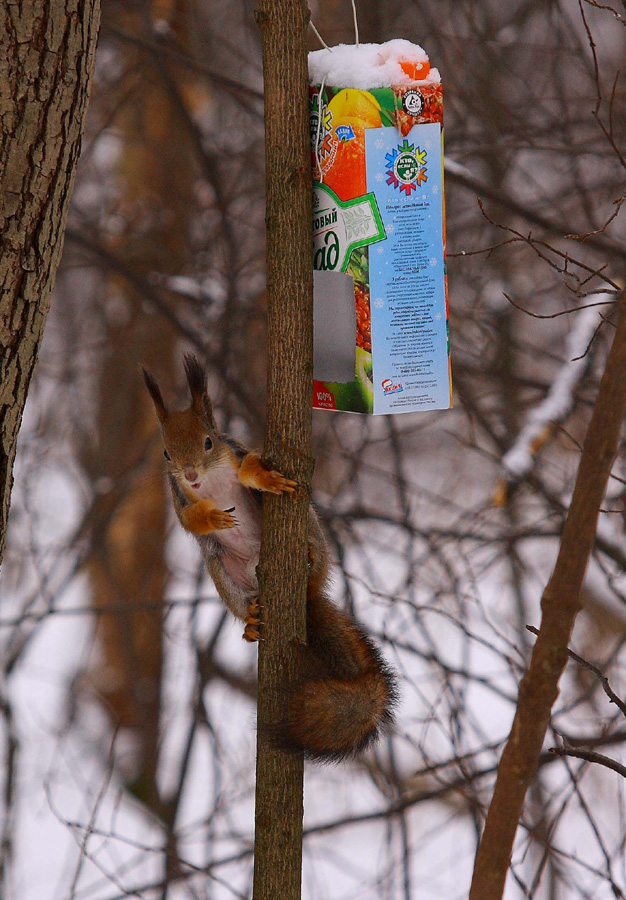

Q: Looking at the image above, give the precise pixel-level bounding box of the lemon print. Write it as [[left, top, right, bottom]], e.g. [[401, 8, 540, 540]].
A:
[[327, 89, 382, 131]]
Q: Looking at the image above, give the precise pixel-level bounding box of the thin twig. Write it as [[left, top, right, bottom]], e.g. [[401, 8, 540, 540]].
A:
[[527, 624, 626, 717], [549, 745, 626, 779]]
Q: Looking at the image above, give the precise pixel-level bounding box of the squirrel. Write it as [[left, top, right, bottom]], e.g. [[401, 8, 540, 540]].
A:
[[143, 354, 397, 762]]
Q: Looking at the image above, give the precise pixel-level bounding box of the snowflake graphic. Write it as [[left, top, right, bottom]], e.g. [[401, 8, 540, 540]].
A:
[[435, 312, 442, 320], [432, 184, 439, 194], [375, 172, 384, 182], [376, 245, 384, 254], [385, 139, 428, 195], [386, 223, 395, 234], [310, 96, 334, 160], [374, 297, 384, 309], [375, 138, 384, 149], [429, 257, 438, 267]]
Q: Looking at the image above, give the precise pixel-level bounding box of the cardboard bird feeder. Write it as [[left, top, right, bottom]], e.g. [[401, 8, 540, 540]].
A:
[[309, 40, 451, 415]]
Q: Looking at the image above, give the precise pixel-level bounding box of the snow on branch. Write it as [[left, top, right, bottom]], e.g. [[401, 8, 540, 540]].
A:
[[501, 297, 611, 484]]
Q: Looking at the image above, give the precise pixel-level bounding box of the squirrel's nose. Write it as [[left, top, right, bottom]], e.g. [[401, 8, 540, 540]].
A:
[[184, 466, 199, 483]]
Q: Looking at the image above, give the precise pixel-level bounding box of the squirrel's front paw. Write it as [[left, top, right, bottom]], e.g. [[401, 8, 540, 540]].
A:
[[261, 469, 298, 495], [238, 453, 298, 495], [242, 601, 261, 642], [208, 507, 238, 530], [182, 501, 237, 535]]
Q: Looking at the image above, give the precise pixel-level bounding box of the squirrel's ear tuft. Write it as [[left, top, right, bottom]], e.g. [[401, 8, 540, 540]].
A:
[[142, 367, 168, 423], [183, 354, 215, 427], [183, 354, 206, 398]]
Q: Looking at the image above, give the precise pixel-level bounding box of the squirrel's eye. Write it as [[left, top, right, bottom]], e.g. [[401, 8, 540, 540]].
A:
[[204, 436, 213, 451], [163, 449, 171, 461]]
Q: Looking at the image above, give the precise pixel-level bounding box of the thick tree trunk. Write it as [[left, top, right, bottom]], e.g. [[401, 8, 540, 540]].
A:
[[469, 294, 626, 900], [252, 1, 313, 898], [0, 0, 101, 566]]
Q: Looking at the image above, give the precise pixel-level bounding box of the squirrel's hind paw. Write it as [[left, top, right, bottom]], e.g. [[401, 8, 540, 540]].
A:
[[242, 601, 261, 642], [242, 624, 261, 642]]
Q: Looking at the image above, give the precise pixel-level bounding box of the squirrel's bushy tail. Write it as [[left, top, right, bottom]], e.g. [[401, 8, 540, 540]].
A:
[[282, 589, 398, 763]]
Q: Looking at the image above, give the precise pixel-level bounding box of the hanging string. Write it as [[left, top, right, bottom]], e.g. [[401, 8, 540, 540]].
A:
[[312, 0, 361, 182], [314, 74, 328, 184], [392, 90, 403, 137], [351, 0, 359, 48], [309, 20, 332, 52]]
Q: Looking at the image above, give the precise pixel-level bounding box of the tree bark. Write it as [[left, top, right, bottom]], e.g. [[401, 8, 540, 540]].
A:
[[0, 0, 101, 567], [469, 293, 626, 900], [252, 1, 313, 898]]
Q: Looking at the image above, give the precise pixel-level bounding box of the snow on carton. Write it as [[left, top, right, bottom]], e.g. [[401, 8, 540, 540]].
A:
[[309, 40, 452, 415]]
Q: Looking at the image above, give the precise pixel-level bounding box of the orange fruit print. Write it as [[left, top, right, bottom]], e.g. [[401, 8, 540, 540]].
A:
[[323, 89, 382, 201], [324, 132, 366, 200]]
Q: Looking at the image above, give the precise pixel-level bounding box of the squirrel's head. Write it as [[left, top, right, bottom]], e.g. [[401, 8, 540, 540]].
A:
[[143, 354, 223, 493]]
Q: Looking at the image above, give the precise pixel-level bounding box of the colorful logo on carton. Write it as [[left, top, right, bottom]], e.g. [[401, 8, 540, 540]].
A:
[[402, 89, 424, 117], [335, 124, 356, 143], [382, 378, 403, 395], [385, 139, 427, 195]]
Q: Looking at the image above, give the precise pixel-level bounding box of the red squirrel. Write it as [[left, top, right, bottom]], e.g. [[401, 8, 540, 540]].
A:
[[143, 354, 397, 762]]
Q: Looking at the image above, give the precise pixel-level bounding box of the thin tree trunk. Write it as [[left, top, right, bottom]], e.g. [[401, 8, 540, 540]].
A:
[[0, 0, 101, 566], [252, 1, 313, 898], [469, 293, 626, 900]]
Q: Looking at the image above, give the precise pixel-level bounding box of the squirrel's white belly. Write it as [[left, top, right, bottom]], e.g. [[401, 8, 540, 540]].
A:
[[196, 464, 262, 593]]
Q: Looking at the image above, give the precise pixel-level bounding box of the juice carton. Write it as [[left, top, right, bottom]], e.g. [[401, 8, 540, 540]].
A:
[[309, 40, 451, 414]]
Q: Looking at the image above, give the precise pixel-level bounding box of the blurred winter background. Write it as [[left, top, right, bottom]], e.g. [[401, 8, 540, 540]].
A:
[[1, 0, 626, 897]]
